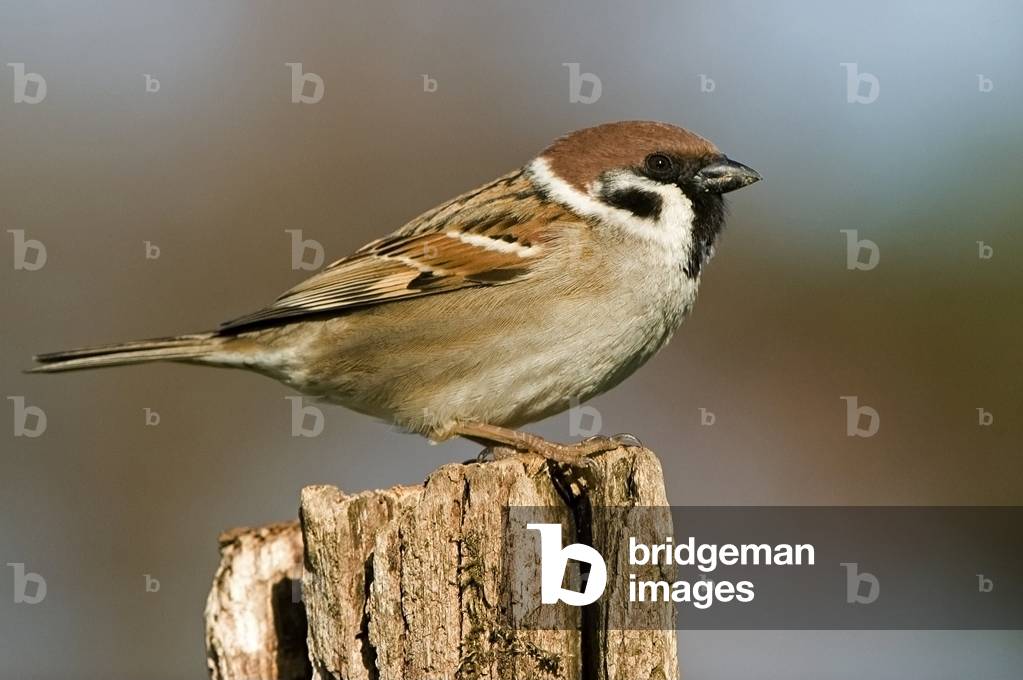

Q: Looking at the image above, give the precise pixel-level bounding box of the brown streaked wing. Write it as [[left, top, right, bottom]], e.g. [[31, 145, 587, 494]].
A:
[[218, 171, 575, 331]]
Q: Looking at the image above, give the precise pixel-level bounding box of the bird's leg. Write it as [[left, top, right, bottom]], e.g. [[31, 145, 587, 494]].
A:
[[453, 421, 643, 463]]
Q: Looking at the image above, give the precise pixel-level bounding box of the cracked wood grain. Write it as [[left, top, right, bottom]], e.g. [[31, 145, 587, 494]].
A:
[[205, 521, 309, 680], [205, 447, 677, 680]]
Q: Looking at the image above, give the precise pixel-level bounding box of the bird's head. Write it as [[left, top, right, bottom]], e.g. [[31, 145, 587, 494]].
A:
[[528, 120, 761, 276]]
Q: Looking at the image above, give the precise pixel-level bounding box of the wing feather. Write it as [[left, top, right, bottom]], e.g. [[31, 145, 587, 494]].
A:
[[219, 169, 578, 331]]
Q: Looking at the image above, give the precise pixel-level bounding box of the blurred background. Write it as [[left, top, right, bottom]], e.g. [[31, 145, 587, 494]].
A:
[[1, 1, 1020, 678]]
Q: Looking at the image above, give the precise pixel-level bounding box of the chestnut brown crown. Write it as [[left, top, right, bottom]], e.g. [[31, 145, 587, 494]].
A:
[[540, 120, 760, 198], [540, 121, 719, 190]]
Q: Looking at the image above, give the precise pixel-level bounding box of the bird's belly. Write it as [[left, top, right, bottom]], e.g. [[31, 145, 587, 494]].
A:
[[343, 329, 654, 433], [271, 260, 696, 435], [430, 328, 646, 428], [287, 283, 689, 434]]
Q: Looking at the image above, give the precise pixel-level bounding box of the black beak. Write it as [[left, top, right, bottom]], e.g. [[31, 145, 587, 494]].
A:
[[692, 157, 762, 194]]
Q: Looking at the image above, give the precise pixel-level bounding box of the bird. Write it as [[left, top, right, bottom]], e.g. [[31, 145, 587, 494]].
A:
[[30, 120, 761, 461]]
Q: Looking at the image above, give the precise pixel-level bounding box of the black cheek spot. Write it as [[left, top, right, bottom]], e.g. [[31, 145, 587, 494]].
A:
[[602, 188, 663, 220]]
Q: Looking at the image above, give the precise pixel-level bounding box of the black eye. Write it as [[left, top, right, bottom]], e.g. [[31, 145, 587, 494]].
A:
[[644, 153, 674, 177]]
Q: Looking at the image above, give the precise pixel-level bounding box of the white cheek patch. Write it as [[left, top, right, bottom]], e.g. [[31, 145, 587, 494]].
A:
[[593, 172, 696, 249], [527, 157, 694, 257]]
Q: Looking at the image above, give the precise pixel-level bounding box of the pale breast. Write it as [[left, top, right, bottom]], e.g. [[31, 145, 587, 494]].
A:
[[272, 228, 698, 435]]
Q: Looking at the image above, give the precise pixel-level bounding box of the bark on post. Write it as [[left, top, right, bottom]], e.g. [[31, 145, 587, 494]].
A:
[[205, 446, 678, 680], [205, 521, 309, 680]]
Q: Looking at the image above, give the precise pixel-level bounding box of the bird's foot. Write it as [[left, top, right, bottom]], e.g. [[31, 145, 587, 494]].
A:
[[531, 432, 644, 463], [457, 420, 643, 464]]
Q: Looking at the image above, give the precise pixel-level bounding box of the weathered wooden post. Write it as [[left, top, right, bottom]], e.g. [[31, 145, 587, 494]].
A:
[[205, 447, 677, 680]]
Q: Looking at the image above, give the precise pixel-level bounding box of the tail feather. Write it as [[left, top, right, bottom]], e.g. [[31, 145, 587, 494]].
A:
[[29, 333, 225, 373]]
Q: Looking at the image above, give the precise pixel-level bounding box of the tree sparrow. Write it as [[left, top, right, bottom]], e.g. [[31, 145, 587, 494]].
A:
[[31, 121, 761, 461]]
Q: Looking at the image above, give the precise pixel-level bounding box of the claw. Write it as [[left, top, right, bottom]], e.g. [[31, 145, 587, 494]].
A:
[[467, 445, 520, 464], [464, 447, 495, 465], [610, 432, 643, 448]]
